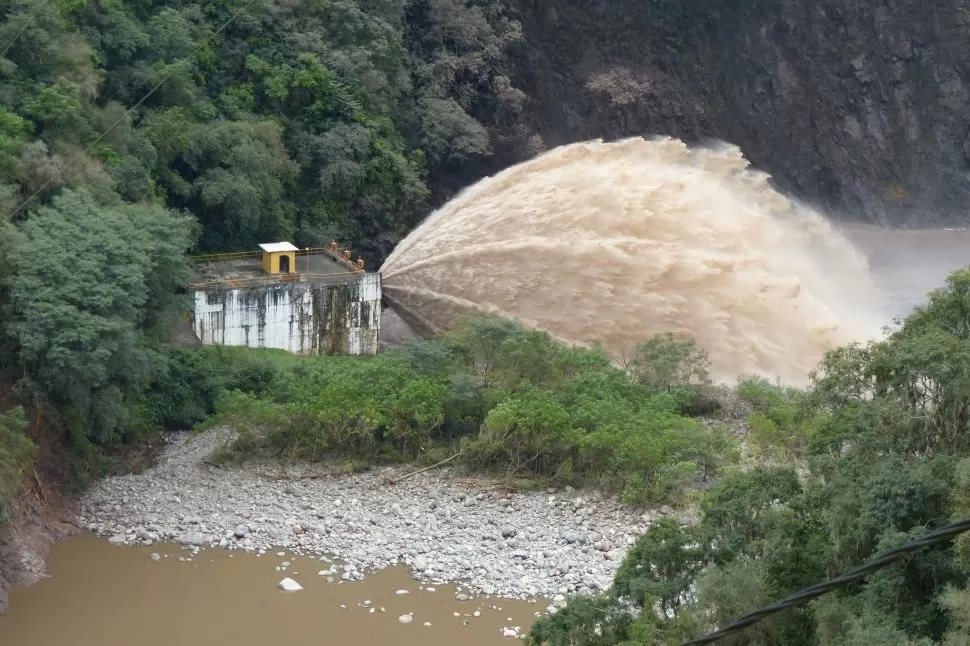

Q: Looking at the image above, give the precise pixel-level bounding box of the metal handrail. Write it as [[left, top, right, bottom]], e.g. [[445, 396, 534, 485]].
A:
[[191, 250, 261, 263], [190, 242, 365, 272], [187, 271, 366, 291]]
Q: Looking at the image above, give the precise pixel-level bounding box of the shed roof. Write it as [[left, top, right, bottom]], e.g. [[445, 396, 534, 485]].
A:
[[258, 242, 299, 253]]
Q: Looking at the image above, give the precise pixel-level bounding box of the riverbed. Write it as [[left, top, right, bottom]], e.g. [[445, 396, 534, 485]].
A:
[[2, 423, 646, 644], [0, 533, 545, 645], [74, 429, 649, 601]]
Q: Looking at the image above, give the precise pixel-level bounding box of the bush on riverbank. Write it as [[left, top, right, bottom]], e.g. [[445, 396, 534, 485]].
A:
[[0, 407, 35, 526], [199, 314, 736, 504]]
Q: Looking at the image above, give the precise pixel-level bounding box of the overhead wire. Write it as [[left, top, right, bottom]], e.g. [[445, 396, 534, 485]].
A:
[[5, 0, 260, 219], [682, 517, 970, 644], [0, 0, 55, 60]]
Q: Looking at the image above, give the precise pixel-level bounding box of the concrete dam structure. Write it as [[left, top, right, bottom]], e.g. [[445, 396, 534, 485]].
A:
[[188, 242, 381, 355]]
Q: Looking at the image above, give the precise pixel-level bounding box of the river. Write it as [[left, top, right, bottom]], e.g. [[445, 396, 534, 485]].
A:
[[838, 223, 970, 320], [0, 534, 544, 645]]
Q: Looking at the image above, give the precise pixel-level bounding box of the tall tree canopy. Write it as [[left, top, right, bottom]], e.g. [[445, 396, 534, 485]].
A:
[[0, 0, 538, 258]]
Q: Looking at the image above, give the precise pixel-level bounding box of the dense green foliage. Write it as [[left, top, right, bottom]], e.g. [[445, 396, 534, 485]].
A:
[[0, 186, 195, 488], [7, 190, 194, 442], [0, 0, 538, 258], [0, 406, 35, 524], [197, 314, 734, 503], [529, 268, 970, 645], [0, 0, 538, 511]]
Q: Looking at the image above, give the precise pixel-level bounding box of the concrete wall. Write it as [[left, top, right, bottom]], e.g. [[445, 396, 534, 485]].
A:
[[190, 273, 381, 355]]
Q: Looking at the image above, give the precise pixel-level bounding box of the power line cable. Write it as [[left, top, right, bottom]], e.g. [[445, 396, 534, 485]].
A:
[[6, 0, 258, 219], [0, 0, 55, 60], [683, 517, 970, 645]]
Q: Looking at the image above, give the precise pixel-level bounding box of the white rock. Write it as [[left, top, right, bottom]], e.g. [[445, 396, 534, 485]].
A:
[[108, 535, 126, 545], [398, 614, 413, 624], [278, 578, 303, 592]]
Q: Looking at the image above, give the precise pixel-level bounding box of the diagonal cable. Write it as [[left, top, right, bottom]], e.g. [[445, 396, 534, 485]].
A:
[[683, 517, 970, 645], [0, 0, 54, 60], [6, 0, 258, 219]]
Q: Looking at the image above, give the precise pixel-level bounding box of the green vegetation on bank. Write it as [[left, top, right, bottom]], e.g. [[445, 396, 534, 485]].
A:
[[166, 315, 736, 506], [0, 406, 34, 524], [0, 0, 537, 524], [528, 268, 970, 645]]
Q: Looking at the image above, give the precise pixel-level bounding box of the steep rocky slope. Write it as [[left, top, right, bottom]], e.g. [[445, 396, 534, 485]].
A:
[[505, 0, 970, 226]]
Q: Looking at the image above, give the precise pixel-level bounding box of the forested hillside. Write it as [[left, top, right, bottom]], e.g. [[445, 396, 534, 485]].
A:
[[0, 0, 538, 525], [1, 0, 538, 259]]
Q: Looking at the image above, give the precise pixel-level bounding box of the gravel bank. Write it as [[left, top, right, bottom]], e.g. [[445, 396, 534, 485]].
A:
[[79, 429, 660, 600]]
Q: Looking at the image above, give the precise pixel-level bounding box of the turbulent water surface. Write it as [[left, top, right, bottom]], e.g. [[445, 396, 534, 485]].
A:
[[382, 137, 889, 385]]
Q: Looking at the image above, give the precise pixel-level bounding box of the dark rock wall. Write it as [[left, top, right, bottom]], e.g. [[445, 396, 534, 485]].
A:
[[504, 0, 970, 226]]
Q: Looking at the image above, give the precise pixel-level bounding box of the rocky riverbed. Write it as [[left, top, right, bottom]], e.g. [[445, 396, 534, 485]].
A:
[[78, 429, 664, 601]]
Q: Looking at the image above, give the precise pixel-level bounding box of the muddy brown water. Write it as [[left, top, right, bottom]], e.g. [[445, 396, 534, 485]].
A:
[[838, 224, 970, 320], [0, 534, 545, 645], [380, 138, 888, 386]]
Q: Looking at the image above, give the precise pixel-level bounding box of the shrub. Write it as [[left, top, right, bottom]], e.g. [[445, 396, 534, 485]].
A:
[[201, 315, 734, 504], [0, 406, 36, 525]]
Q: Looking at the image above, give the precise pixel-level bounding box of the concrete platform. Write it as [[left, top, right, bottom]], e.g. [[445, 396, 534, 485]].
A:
[[191, 252, 354, 289]]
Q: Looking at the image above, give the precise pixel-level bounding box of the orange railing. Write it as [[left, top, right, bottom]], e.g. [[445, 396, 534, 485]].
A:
[[315, 242, 366, 272]]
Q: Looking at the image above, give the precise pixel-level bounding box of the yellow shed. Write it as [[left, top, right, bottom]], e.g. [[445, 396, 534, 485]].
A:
[[259, 242, 299, 274]]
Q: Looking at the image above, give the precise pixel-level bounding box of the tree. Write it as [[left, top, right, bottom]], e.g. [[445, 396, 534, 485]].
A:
[[630, 332, 711, 392], [0, 406, 35, 525], [3, 190, 194, 445], [529, 265, 970, 645]]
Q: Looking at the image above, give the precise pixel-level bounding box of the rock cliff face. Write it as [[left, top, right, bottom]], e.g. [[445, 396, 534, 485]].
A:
[[505, 0, 970, 226]]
